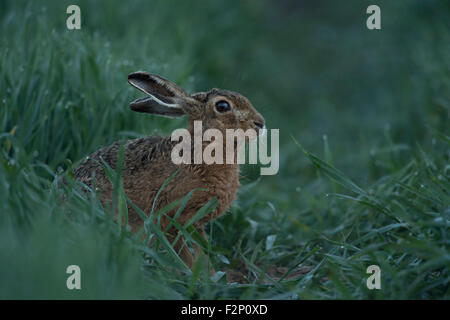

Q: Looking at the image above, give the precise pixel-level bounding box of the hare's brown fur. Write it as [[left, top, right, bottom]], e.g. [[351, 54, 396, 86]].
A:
[[73, 72, 264, 269]]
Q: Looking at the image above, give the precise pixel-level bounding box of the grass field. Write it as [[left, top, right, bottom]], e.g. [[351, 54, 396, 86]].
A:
[[0, 0, 449, 299]]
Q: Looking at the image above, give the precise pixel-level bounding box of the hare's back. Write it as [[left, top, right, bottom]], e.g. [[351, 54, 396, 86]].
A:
[[73, 136, 170, 188]]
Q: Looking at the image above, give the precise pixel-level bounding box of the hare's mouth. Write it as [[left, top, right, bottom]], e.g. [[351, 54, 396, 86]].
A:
[[251, 122, 266, 136]]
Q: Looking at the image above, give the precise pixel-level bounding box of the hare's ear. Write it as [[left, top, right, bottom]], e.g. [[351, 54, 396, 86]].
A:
[[191, 91, 208, 102], [128, 72, 188, 117]]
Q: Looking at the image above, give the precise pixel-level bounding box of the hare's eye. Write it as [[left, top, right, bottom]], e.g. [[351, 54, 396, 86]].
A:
[[215, 100, 231, 113]]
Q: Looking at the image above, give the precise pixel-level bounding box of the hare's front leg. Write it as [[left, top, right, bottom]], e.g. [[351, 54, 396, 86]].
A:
[[169, 231, 195, 269], [192, 227, 209, 261], [193, 227, 216, 275], [169, 228, 215, 274]]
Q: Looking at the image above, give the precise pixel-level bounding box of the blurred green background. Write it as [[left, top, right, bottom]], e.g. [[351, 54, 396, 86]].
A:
[[0, 0, 448, 299]]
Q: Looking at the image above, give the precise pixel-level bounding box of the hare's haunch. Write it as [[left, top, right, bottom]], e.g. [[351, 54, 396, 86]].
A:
[[73, 71, 265, 269]]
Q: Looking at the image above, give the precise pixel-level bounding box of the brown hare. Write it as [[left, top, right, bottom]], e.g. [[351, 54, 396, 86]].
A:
[[73, 71, 265, 270]]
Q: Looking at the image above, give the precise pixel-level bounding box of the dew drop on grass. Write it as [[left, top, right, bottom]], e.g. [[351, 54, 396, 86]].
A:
[[295, 187, 301, 192], [33, 150, 39, 157], [247, 218, 258, 229]]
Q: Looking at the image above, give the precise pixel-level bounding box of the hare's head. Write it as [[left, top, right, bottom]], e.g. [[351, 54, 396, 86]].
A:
[[128, 72, 265, 135]]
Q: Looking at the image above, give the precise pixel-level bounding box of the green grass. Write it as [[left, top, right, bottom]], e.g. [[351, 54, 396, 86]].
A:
[[0, 0, 449, 299]]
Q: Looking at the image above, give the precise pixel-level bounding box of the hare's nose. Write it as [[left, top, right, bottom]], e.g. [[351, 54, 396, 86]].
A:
[[254, 121, 264, 129]]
